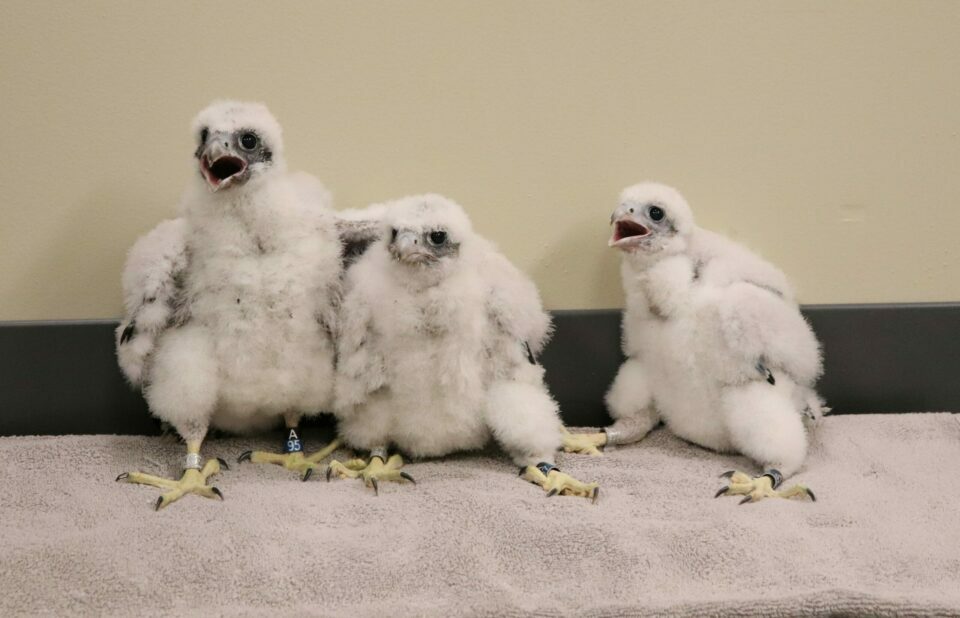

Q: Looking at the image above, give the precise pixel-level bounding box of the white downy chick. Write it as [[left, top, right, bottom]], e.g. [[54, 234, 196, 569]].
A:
[[572, 182, 823, 503], [329, 194, 598, 500], [115, 100, 343, 508]]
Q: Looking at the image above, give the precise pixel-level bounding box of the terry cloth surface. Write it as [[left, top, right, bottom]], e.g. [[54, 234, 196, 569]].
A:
[[1, 414, 959, 617]]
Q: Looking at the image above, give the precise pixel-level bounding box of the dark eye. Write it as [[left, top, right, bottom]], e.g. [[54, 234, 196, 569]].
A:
[[239, 132, 258, 151], [199, 128, 209, 144], [428, 230, 447, 246], [648, 205, 665, 222], [390, 228, 398, 241]]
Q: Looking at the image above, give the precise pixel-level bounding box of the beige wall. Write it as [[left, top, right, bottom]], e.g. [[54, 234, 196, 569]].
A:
[[2, 1, 958, 320]]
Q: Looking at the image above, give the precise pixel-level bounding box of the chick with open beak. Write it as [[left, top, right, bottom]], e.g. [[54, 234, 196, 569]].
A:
[[195, 125, 275, 192], [607, 185, 692, 256], [564, 181, 822, 507]]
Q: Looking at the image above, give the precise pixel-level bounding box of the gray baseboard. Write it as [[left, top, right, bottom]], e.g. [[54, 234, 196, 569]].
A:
[[1, 303, 957, 436]]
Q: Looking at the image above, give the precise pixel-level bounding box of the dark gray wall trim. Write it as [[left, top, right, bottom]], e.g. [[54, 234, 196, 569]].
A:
[[1, 304, 957, 436]]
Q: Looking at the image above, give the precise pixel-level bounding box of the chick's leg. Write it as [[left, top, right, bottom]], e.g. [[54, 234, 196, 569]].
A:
[[715, 382, 815, 503], [238, 417, 340, 481], [116, 439, 227, 511], [326, 447, 415, 495], [564, 358, 660, 455], [521, 462, 599, 502], [482, 379, 600, 501]]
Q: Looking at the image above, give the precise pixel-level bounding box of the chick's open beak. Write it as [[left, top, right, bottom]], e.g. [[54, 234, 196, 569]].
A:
[[199, 138, 247, 191], [609, 216, 651, 249]]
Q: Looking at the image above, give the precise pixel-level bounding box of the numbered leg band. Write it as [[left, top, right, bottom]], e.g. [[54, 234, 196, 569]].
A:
[[283, 428, 303, 454], [536, 462, 558, 476], [519, 461, 559, 476], [369, 446, 388, 462]]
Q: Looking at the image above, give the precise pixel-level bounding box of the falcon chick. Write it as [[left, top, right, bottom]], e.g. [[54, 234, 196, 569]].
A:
[[115, 100, 342, 509], [329, 194, 598, 500], [565, 182, 824, 503]]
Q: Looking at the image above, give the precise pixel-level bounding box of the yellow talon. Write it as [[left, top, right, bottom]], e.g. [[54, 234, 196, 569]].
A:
[[522, 465, 600, 502], [326, 453, 414, 494], [561, 428, 606, 456], [237, 439, 340, 480], [714, 470, 816, 503], [117, 455, 224, 511]]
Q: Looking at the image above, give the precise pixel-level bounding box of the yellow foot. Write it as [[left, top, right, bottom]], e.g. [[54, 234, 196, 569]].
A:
[[714, 470, 816, 504], [561, 428, 606, 456], [522, 464, 600, 503], [116, 458, 226, 511], [237, 439, 340, 481], [325, 454, 414, 495]]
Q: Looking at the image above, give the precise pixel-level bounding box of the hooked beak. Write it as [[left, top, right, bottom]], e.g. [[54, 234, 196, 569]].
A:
[[199, 137, 247, 191], [391, 230, 436, 264], [608, 215, 651, 250]]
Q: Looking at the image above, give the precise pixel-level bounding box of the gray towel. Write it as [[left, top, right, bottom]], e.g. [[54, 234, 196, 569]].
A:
[[1, 413, 958, 616]]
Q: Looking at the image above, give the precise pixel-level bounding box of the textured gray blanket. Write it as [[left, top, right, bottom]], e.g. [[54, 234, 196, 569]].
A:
[[2, 414, 959, 616]]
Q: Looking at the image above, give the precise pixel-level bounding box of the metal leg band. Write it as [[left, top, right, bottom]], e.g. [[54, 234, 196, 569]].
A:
[[763, 469, 784, 489], [184, 453, 202, 470], [602, 427, 620, 446]]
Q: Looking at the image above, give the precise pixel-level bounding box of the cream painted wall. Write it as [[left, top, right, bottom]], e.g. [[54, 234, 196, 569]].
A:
[[1, 1, 958, 320]]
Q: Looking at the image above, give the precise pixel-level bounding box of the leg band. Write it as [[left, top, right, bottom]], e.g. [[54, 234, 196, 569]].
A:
[[519, 461, 558, 477], [763, 469, 784, 489], [603, 416, 653, 446], [283, 428, 303, 454], [184, 453, 202, 470], [602, 427, 621, 446], [369, 446, 388, 462]]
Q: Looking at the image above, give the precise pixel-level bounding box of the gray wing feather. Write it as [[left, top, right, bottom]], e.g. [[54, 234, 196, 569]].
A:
[[714, 282, 822, 388], [482, 247, 553, 364], [336, 218, 382, 264], [115, 218, 188, 386]]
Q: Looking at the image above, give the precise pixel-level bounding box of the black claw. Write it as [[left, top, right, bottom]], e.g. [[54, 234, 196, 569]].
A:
[[714, 486, 729, 498], [546, 488, 558, 498], [757, 361, 776, 385], [116, 472, 129, 482], [591, 487, 599, 504], [524, 341, 536, 364], [237, 451, 253, 464], [719, 470, 735, 479], [120, 322, 136, 344], [154, 496, 164, 511], [400, 471, 416, 485], [326, 467, 333, 482], [302, 468, 313, 482], [739, 495, 753, 505], [807, 488, 817, 502], [217, 457, 229, 471], [211, 487, 224, 500], [371, 478, 379, 496]]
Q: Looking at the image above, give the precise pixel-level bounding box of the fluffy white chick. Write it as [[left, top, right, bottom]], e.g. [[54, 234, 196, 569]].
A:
[[565, 182, 823, 503], [115, 100, 343, 509], [328, 194, 598, 500]]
